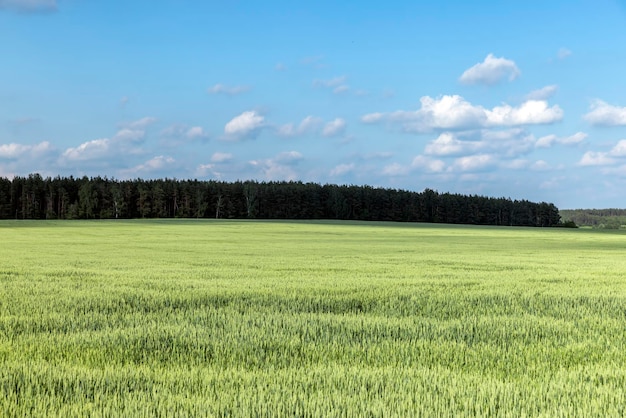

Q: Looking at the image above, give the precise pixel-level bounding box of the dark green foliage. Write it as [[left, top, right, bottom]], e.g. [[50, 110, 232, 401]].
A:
[[557, 220, 579, 228], [560, 209, 626, 228], [0, 174, 561, 226]]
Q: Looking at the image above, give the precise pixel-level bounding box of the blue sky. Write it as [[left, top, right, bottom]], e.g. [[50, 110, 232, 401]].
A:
[[2, 0, 626, 208]]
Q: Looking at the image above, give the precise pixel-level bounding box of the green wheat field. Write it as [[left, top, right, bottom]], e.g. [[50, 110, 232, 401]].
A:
[[1, 220, 626, 416]]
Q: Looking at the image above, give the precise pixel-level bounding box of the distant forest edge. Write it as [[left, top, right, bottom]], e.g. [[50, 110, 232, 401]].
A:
[[0, 174, 563, 227], [560, 209, 626, 229]]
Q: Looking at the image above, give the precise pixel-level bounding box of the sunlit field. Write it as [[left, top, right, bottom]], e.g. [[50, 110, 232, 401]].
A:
[[1, 220, 626, 416]]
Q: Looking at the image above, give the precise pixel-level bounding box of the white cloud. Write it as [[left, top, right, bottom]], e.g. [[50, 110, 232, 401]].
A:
[[584, 100, 626, 126], [161, 124, 208, 143], [330, 163, 355, 177], [277, 116, 323, 138], [61, 117, 155, 163], [525, 85, 558, 101], [450, 154, 495, 172], [123, 117, 157, 130], [503, 159, 530, 170], [422, 129, 537, 161], [557, 48, 572, 60], [486, 100, 563, 126], [0, 141, 52, 159], [361, 113, 384, 124], [560, 132, 587, 145], [275, 151, 303, 163], [535, 135, 558, 148], [583, 139, 626, 166], [424, 132, 480, 157], [210, 152, 232, 163], [536, 132, 587, 148], [195, 164, 217, 178], [121, 156, 176, 177], [382, 163, 410, 176], [362, 95, 562, 133], [113, 128, 145, 143], [610, 140, 626, 157], [382, 155, 446, 177], [579, 151, 615, 166], [411, 155, 445, 173], [0, 0, 56, 13], [459, 54, 521, 85], [208, 84, 251, 95], [275, 63, 287, 71], [62, 139, 110, 161], [249, 151, 303, 181], [322, 118, 346, 137], [223, 111, 265, 140], [277, 116, 346, 138], [530, 160, 551, 171], [185, 126, 207, 139]]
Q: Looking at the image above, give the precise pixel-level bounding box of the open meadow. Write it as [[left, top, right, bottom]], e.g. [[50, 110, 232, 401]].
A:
[[1, 219, 626, 416]]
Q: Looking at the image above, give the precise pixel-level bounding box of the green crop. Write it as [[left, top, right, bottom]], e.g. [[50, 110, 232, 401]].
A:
[[1, 220, 626, 416]]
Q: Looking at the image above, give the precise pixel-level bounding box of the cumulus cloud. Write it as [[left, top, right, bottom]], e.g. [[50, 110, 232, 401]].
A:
[[381, 155, 446, 178], [249, 151, 303, 181], [210, 152, 232, 163], [584, 100, 626, 126], [382, 163, 410, 176], [322, 118, 346, 137], [277, 116, 323, 138], [122, 117, 157, 130], [486, 100, 563, 126], [610, 140, 626, 157], [161, 124, 209, 144], [459, 54, 520, 85], [277, 116, 346, 138], [62, 139, 110, 161], [422, 129, 538, 161], [526, 85, 558, 101], [578, 140, 626, 166], [330, 163, 355, 177], [362, 95, 562, 133], [223, 111, 266, 140], [208, 84, 251, 96], [579, 151, 615, 167], [424, 132, 480, 157], [411, 155, 445, 173], [0, 141, 53, 159], [535, 132, 587, 148], [0, 0, 56, 13], [120, 156, 176, 177], [450, 154, 495, 172], [530, 160, 551, 171], [61, 117, 154, 162]]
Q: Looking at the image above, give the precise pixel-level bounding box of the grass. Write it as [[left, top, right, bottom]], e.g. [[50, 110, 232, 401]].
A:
[[1, 219, 626, 416]]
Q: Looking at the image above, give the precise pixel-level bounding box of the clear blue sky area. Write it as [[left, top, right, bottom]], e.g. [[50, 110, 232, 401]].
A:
[[2, 0, 626, 208]]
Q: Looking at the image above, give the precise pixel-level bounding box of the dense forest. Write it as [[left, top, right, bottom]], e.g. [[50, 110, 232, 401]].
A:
[[0, 174, 562, 227], [560, 209, 626, 229]]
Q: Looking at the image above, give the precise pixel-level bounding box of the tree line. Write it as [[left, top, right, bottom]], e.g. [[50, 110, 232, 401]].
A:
[[0, 174, 562, 226], [560, 209, 626, 229]]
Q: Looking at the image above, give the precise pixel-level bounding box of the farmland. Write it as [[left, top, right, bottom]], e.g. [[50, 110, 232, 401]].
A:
[[1, 220, 626, 416]]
